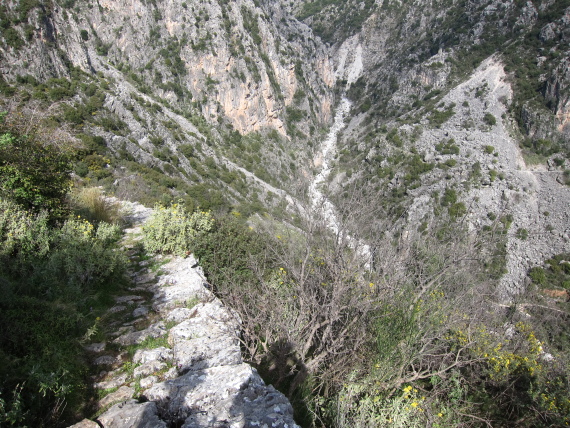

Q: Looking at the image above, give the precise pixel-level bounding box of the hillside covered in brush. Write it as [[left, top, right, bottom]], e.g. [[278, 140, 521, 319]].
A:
[[1, 0, 570, 427]]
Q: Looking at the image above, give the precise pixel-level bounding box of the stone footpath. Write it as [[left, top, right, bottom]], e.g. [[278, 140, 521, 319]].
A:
[[71, 204, 299, 428]]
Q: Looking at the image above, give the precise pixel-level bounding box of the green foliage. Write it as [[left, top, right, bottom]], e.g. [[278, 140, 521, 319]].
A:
[[126, 335, 169, 359], [142, 203, 214, 256], [97, 114, 128, 135], [3, 28, 24, 50], [529, 266, 546, 285], [0, 113, 71, 220], [435, 138, 459, 155], [286, 106, 304, 123], [428, 105, 455, 127], [528, 253, 570, 290], [178, 143, 194, 159], [335, 383, 427, 428], [159, 38, 187, 77], [448, 201, 466, 219], [515, 227, 528, 240], [193, 214, 266, 288], [483, 112, 497, 126], [441, 188, 457, 206], [69, 187, 122, 225], [0, 385, 26, 426], [0, 198, 126, 425], [296, 0, 376, 43], [241, 6, 262, 45]]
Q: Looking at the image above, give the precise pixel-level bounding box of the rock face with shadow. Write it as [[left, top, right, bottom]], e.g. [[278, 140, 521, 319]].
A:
[[70, 210, 299, 428]]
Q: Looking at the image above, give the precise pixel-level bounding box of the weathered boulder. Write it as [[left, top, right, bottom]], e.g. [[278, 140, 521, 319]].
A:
[[68, 419, 99, 428], [98, 386, 135, 409], [145, 364, 299, 428], [97, 400, 167, 428], [173, 334, 243, 373], [113, 322, 167, 346], [133, 347, 173, 365]]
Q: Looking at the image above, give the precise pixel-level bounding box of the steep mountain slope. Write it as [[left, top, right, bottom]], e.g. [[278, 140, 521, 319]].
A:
[[2, 0, 570, 426], [0, 0, 335, 212], [313, 0, 570, 299]]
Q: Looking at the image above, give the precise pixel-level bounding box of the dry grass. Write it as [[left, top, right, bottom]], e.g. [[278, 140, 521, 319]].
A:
[[69, 187, 122, 225]]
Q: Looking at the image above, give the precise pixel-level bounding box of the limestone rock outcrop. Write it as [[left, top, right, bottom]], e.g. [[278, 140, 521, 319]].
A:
[[72, 211, 299, 428]]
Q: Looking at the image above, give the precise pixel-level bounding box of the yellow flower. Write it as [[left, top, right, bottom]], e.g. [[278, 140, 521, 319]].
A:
[[411, 402, 419, 408], [403, 385, 412, 393]]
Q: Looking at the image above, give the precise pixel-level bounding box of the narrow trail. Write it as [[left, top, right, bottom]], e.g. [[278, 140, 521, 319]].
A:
[[71, 203, 298, 428]]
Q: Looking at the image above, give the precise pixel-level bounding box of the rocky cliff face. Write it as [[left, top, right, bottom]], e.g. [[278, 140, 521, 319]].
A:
[[325, 0, 570, 146], [307, 0, 570, 298], [0, 0, 338, 215], [1, 0, 569, 324], [0, 0, 334, 135]]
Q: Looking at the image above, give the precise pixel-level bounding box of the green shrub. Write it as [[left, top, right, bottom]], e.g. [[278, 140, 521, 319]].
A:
[[193, 214, 266, 287], [429, 106, 454, 127], [0, 198, 50, 262], [143, 203, 214, 256], [286, 106, 304, 123], [529, 267, 546, 285], [448, 202, 466, 219], [0, 199, 126, 425], [483, 112, 496, 126], [515, 228, 528, 240], [441, 188, 457, 206], [69, 187, 122, 225], [0, 113, 71, 220], [435, 139, 459, 155]]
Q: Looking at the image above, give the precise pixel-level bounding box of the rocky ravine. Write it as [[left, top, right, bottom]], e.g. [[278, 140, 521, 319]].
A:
[[404, 57, 569, 300], [337, 55, 569, 300], [70, 204, 299, 428]]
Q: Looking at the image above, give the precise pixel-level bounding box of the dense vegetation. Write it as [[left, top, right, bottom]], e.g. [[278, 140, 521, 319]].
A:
[[0, 111, 126, 426], [141, 198, 570, 427], [295, 0, 376, 43]]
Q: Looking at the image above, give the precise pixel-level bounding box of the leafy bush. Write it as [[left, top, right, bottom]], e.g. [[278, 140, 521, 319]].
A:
[[0, 112, 71, 219], [193, 214, 266, 288], [0, 198, 126, 425], [428, 105, 454, 127], [529, 266, 546, 285], [0, 196, 125, 299], [515, 227, 528, 240], [435, 138, 459, 155], [0, 198, 50, 262], [143, 203, 214, 256]]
